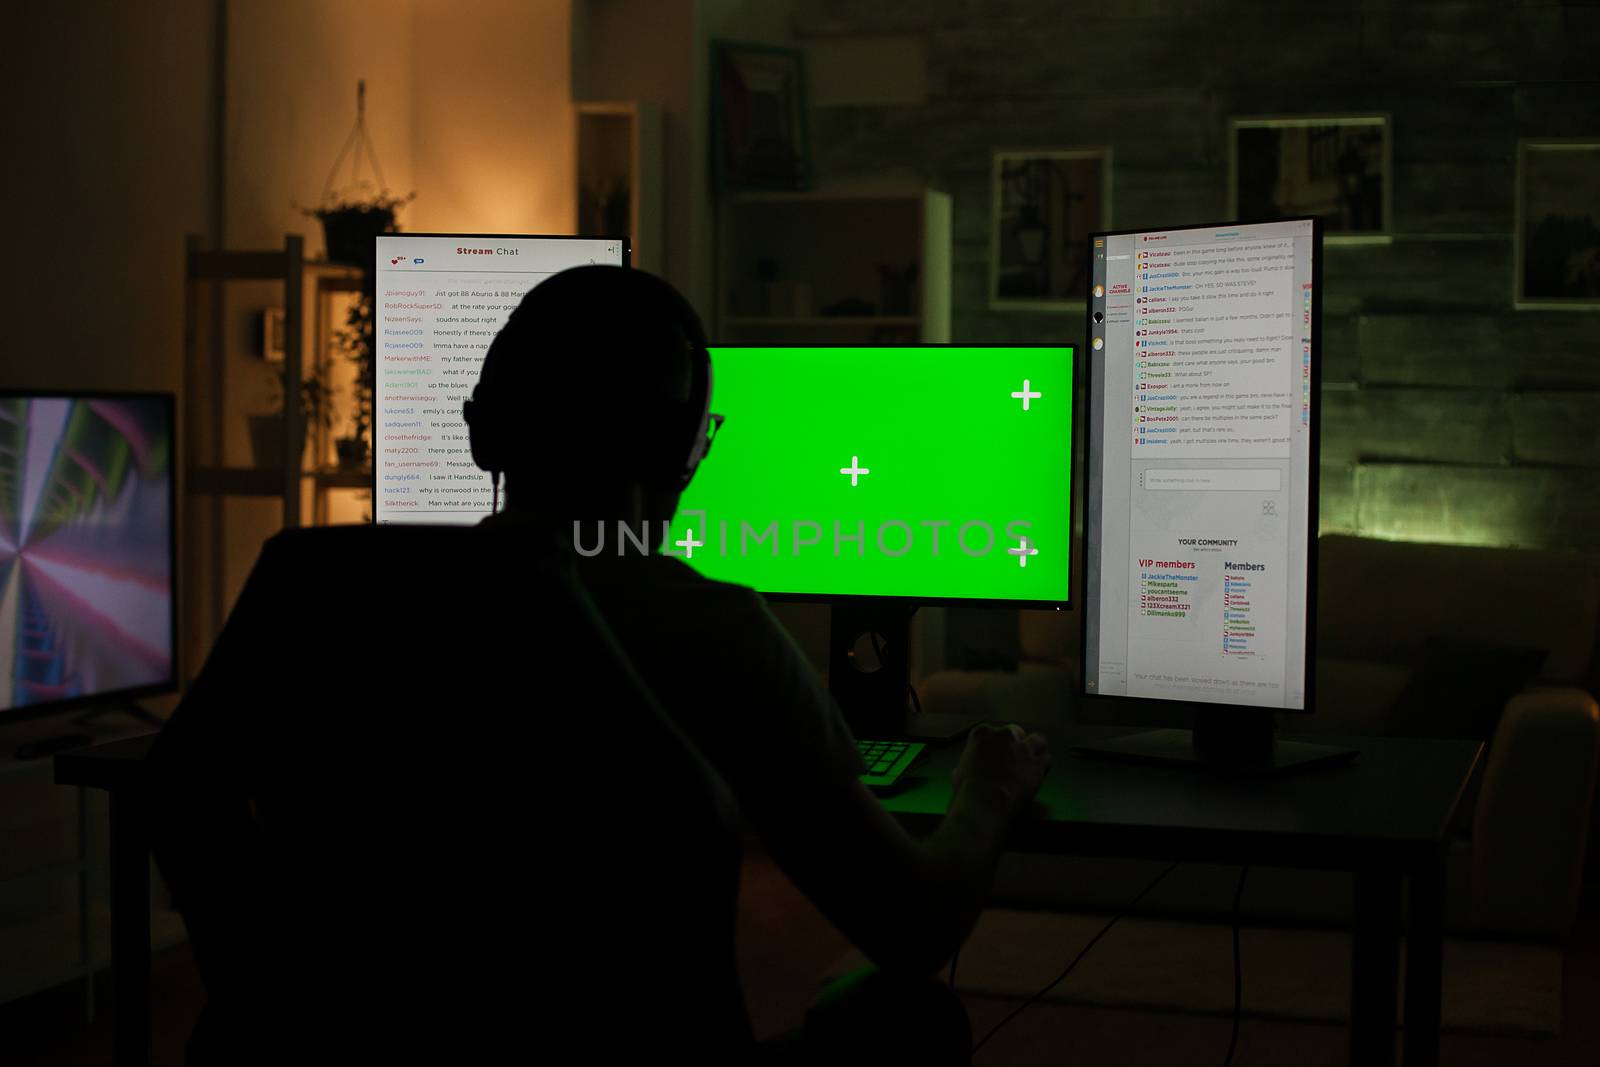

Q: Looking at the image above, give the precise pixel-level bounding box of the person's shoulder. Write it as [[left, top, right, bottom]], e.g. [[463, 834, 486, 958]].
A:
[[264, 523, 490, 570]]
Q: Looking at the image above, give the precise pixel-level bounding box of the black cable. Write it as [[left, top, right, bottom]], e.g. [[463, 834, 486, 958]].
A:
[[971, 861, 1181, 1057], [1223, 866, 1250, 1067], [865, 629, 925, 719]]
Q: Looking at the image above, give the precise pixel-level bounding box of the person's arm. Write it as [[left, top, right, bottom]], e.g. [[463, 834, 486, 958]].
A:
[[746, 724, 1050, 977], [652, 580, 1049, 975]]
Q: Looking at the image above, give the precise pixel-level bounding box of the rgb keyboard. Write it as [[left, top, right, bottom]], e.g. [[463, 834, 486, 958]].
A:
[[857, 739, 926, 790]]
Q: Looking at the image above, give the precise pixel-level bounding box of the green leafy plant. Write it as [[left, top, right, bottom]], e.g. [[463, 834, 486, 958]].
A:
[[294, 188, 405, 467], [250, 366, 336, 471], [333, 292, 375, 460], [266, 367, 337, 435]]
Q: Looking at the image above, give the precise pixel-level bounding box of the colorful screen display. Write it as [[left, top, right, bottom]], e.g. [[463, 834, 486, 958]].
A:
[[0, 394, 174, 713], [667, 345, 1073, 605]]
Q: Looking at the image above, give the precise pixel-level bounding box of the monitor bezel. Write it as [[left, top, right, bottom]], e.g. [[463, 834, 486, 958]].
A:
[[0, 389, 179, 724], [371, 232, 632, 520], [374, 232, 632, 266], [1076, 216, 1322, 716], [701, 341, 1077, 612]]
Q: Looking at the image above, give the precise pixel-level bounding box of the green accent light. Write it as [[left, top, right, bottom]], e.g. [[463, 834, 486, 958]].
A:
[[671, 345, 1074, 603]]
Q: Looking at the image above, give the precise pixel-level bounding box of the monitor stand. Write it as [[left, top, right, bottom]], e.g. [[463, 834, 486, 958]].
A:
[[73, 700, 163, 729], [13, 701, 161, 760], [829, 602, 915, 741], [1072, 706, 1358, 776]]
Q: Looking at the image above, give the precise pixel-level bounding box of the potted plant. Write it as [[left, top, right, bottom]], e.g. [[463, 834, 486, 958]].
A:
[[296, 81, 415, 470], [300, 81, 414, 267], [303, 184, 415, 269], [332, 294, 374, 469]]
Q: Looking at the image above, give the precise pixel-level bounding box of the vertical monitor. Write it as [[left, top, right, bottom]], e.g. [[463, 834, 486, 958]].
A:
[[374, 234, 627, 524], [0, 392, 176, 716], [667, 345, 1073, 607], [1082, 218, 1320, 711]]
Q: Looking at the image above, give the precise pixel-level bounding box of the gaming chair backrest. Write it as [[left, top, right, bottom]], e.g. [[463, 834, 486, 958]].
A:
[[150, 524, 753, 1063]]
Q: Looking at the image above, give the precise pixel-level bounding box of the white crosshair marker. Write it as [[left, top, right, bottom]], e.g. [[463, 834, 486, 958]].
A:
[[1008, 537, 1040, 568], [676, 529, 704, 558], [839, 456, 870, 487], [1011, 379, 1042, 411]]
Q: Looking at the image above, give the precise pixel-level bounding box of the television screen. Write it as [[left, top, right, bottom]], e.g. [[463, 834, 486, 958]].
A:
[[0, 393, 175, 714]]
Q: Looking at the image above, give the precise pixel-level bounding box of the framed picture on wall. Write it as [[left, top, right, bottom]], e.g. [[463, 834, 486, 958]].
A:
[[1230, 116, 1390, 243], [989, 149, 1112, 310], [712, 41, 809, 191], [1516, 140, 1600, 309], [258, 308, 286, 363]]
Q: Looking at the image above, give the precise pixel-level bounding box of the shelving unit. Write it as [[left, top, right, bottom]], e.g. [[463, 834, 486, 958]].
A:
[[182, 235, 371, 647], [715, 184, 952, 344]]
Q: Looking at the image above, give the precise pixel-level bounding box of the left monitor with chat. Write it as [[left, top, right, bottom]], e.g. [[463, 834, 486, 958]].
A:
[[374, 234, 628, 524]]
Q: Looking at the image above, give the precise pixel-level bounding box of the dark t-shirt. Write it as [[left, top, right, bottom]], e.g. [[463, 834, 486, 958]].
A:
[[572, 550, 867, 825]]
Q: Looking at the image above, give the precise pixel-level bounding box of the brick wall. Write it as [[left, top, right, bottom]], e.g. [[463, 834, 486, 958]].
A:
[[794, 0, 1599, 552]]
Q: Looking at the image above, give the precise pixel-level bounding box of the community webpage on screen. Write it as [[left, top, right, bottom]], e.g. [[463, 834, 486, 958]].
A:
[[374, 235, 625, 524], [1083, 219, 1315, 710]]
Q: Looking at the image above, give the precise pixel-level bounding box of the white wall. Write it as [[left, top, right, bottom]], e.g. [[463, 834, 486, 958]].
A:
[[216, 0, 422, 624], [409, 0, 575, 235], [227, 1, 416, 250], [0, 1, 215, 393]]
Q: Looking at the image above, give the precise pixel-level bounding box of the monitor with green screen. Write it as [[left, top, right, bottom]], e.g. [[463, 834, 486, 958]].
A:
[[667, 344, 1074, 606]]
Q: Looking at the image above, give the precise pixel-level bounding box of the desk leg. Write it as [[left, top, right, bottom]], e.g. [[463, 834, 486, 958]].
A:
[[1403, 861, 1446, 1067], [1351, 870, 1400, 1067], [109, 791, 151, 1067]]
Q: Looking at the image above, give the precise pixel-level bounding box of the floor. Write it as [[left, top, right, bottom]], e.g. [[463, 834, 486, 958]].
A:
[[6, 944, 204, 1067], [5, 847, 1599, 1065], [734, 842, 1600, 1066]]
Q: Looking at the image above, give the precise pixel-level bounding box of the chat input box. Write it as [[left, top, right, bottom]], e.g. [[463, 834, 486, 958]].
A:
[[1140, 468, 1282, 492]]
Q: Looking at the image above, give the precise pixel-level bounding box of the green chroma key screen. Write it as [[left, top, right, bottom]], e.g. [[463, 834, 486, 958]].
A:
[[670, 345, 1074, 605]]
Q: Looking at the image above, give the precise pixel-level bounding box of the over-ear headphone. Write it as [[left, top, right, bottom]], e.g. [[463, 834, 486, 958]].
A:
[[463, 328, 714, 495], [673, 333, 715, 491], [460, 393, 502, 509]]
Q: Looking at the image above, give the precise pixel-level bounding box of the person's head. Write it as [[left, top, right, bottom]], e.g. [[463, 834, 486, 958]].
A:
[[463, 265, 714, 538]]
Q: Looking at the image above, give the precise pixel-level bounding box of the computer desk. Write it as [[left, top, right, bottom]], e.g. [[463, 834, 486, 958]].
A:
[[54, 733, 159, 1067], [880, 729, 1483, 1067], [58, 729, 1480, 1067]]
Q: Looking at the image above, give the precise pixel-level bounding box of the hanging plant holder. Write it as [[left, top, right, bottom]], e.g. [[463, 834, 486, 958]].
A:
[[309, 80, 413, 266], [293, 80, 414, 461]]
